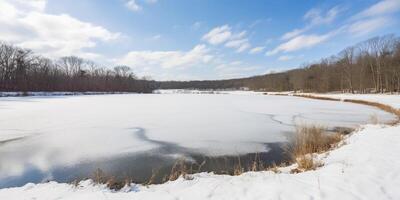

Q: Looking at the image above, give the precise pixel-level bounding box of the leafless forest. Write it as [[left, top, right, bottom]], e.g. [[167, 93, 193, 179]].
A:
[[0, 44, 157, 93], [1, 35, 400, 93], [160, 35, 400, 93]]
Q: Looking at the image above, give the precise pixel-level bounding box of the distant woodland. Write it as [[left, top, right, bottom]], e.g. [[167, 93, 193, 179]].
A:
[[0, 44, 157, 93], [160, 35, 400, 93], [1, 35, 400, 93]]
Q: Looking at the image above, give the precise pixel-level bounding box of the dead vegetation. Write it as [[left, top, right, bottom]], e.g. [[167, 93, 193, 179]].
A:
[[294, 94, 400, 125], [343, 99, 400, 124], [91, 168, 131, 190], [166, 159, 193, 182], [293, 94, 341, 102], [285, 124, 343, 172]]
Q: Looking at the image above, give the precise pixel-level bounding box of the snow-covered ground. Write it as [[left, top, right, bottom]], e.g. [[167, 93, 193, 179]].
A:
[[0, 91, 131, 97], [0, 92, 399, 199]]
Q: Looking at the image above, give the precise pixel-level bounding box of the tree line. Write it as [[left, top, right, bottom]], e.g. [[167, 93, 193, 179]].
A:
[[2, 34, 399, 94], [160, 35, 400, 93], [0, 43, 157, 93]]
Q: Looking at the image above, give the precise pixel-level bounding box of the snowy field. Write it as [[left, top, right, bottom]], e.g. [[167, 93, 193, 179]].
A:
[[0, 92, 399, 199]]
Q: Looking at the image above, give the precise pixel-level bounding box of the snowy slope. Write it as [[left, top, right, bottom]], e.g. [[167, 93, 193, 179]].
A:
[[0, 124, 399, 200]]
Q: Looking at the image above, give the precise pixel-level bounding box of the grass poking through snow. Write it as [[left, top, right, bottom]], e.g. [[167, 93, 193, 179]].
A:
[[285, 124, 342, 172]]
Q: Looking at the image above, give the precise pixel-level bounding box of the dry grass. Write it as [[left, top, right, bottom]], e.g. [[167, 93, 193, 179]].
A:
[[166, 158, 195, 181], [145, 169, 159, 185], [249, 153, 266, 172], [167, 159, 187, 181], [91, 168, 130, 190], [295, 155, 323, 171], [293, 94, 340, 102], [285, 124, 342, 172], [343, 99, 400, 124], [233, 156, 244, 175], [293, 94, 400, 125]]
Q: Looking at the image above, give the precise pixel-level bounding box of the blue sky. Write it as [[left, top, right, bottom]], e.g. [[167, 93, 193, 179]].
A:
[[1, 0, 399, 80]]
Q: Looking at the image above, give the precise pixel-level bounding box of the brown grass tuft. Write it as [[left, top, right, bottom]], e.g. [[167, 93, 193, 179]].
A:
[[233, 156, 244, 175], [92, 168, 108, 184], [293, 94, 400, 125], [296, 155, 323, 171], [168, 159, 191, 181], [90, 168, 131, 190], [286, 124, 342, 171], [293, 94, 341, 101]]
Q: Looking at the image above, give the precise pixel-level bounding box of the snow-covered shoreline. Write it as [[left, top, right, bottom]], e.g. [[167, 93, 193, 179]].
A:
[[1, 93, 399, 199], [0, 91, 133, 97]]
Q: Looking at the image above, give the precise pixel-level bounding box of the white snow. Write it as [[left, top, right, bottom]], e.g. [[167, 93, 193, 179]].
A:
[[0, 91, 399, 199], [1, 124, 399, 200], [0, 91, 130, 97]]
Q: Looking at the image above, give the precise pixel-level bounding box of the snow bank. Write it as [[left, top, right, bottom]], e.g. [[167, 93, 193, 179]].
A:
[[1, 124, 399, 200]]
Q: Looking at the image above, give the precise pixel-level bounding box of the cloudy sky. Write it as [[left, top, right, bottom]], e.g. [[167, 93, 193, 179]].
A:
[[1, 0, 399, 80]]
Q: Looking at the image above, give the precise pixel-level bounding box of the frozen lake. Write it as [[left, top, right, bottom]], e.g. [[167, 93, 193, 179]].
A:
[[0, 92, 396, 187]]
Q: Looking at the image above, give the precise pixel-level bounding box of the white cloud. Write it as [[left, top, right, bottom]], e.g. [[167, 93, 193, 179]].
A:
[[231, 31, 247, 40], [353, 0, 400, 19], [118, 44, 213, 69], [267, 33, 333, 56], [248, 18, 271, 28], [0, 0, 120, 59], [225, 39, 250, 52], [264, 67, 290, 74], [125, 0, 142, 12], [348, 17, 392, 35], [304, 6, 342, 26], [202, 25, 232, 45], [282, 28, 308, 41], [282, 6, 342, 40], [346, 0, 399, 36], [249, 46, 265, 54], [271, 6, 347, 56], [278, 55, 294, 61], [215, 62, 260, 79], [202, 25, 252, 53], [125, 0, 159, 12], [151, 34, 162, 40], [191, 21, 202, 30]]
